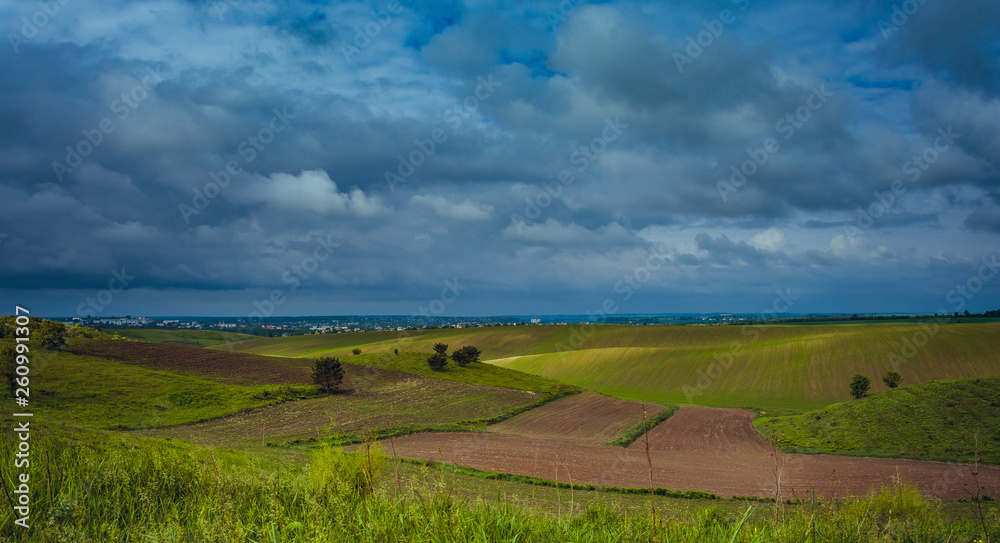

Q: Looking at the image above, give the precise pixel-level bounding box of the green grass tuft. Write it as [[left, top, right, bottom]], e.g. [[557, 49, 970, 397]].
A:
[[606, 404, 678, 447]]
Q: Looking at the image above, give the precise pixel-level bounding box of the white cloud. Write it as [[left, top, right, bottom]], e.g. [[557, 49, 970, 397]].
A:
[[751, 228, 787, 251], [237, 170, 385, 216]]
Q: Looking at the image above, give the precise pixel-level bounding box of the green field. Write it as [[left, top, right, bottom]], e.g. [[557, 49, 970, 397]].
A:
[[756, 376, 1000, 464], [36, 339, 550, 445], [114, 328, 259, 347], [227, 323, 1000, 410], [5, 321, 1000, 540], [340, 351, 576, 395], [0, 343, 315, 430]]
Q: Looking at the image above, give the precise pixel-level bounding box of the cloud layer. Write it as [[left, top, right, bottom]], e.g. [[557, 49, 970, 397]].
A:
[[1, 0, 998, 317]]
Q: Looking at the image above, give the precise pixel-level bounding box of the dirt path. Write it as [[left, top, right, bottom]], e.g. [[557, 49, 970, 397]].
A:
[[385, 405, 1000, 500]]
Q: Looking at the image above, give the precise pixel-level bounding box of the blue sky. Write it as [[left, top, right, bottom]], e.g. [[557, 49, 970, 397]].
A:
[[1, 0, 999, 318]]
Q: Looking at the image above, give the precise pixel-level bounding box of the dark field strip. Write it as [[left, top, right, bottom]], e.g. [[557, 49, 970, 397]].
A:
[[69, 340, 315, 386]]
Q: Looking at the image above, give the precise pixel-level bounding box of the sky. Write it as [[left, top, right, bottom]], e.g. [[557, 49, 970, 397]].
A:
[[1, 0, 999, 319]]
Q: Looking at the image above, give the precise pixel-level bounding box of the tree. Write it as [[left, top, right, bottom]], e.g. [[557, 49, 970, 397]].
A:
[[850, 374, 871, 399], [312, 356, 344, 393], [427, 353, 448, 371], [352, 348, 362, 355], [882, 370, 902, 389], [37, 319, 67, 350], [451, 345, 481, 367], [433, 343, 448, 356]]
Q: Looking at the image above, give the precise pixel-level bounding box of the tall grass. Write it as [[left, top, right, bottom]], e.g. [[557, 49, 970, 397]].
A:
[[2, 430, 997, 542]]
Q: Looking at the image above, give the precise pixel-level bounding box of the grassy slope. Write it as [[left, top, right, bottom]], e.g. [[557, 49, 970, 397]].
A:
[[1, 346, 313, 429], [51, 341, 552, 443], [340, 351, 576, 395], [756, 376, 1000, 464], [139, 375, 540, 448], [115, 328, 259, 347], [228, 323, 1000, 410], [225, 326, 569, 360]]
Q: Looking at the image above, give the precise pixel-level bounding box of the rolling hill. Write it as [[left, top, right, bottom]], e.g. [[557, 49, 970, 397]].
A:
[[224, 322, 1000, 410], [756, 376, 1000, 464]]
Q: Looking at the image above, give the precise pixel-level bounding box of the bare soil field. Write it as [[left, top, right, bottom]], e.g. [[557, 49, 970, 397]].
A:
[[489, 392, 666, 443], [384, 406, 1000, 500]]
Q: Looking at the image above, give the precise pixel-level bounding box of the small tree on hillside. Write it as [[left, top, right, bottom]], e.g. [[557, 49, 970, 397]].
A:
[[451, 345, 481, 367], [433, 343, 448, 356], [850, 374, 871, 399], [38, 320, 67, 350], [312, 356, 344, 393], [352, 348, 361, 355], [427, 353, 448, 371], [882, 370, 902, 389]]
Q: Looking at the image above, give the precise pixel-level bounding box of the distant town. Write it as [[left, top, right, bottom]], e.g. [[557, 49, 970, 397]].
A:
[[59, 310, 1000, 337]]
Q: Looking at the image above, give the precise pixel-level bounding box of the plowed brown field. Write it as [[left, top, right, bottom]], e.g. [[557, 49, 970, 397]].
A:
[[69, 341, 313, 386], [490, 392, 665, 443], [384, 404, 1000, 500]]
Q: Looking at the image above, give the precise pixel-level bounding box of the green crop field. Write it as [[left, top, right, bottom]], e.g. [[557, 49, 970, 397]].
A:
[[227, 323, 1000, 410], [338, 351, 576, 395], [115, 328, 259, 347], [756, 376, 1000, 464], [226, 326, 570, 360]]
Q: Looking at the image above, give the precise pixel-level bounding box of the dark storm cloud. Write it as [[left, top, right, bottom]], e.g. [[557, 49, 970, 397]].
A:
[[1, 0, 998, 316]]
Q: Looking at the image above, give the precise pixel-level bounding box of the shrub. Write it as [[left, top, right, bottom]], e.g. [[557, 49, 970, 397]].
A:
[[850, 374, 871, 399], [883, 370, 902, 388], [451, 345, 482, 367], [427, 353, 448, 371], [433, 343, 448, 355], [352, 348, 361, 355]]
